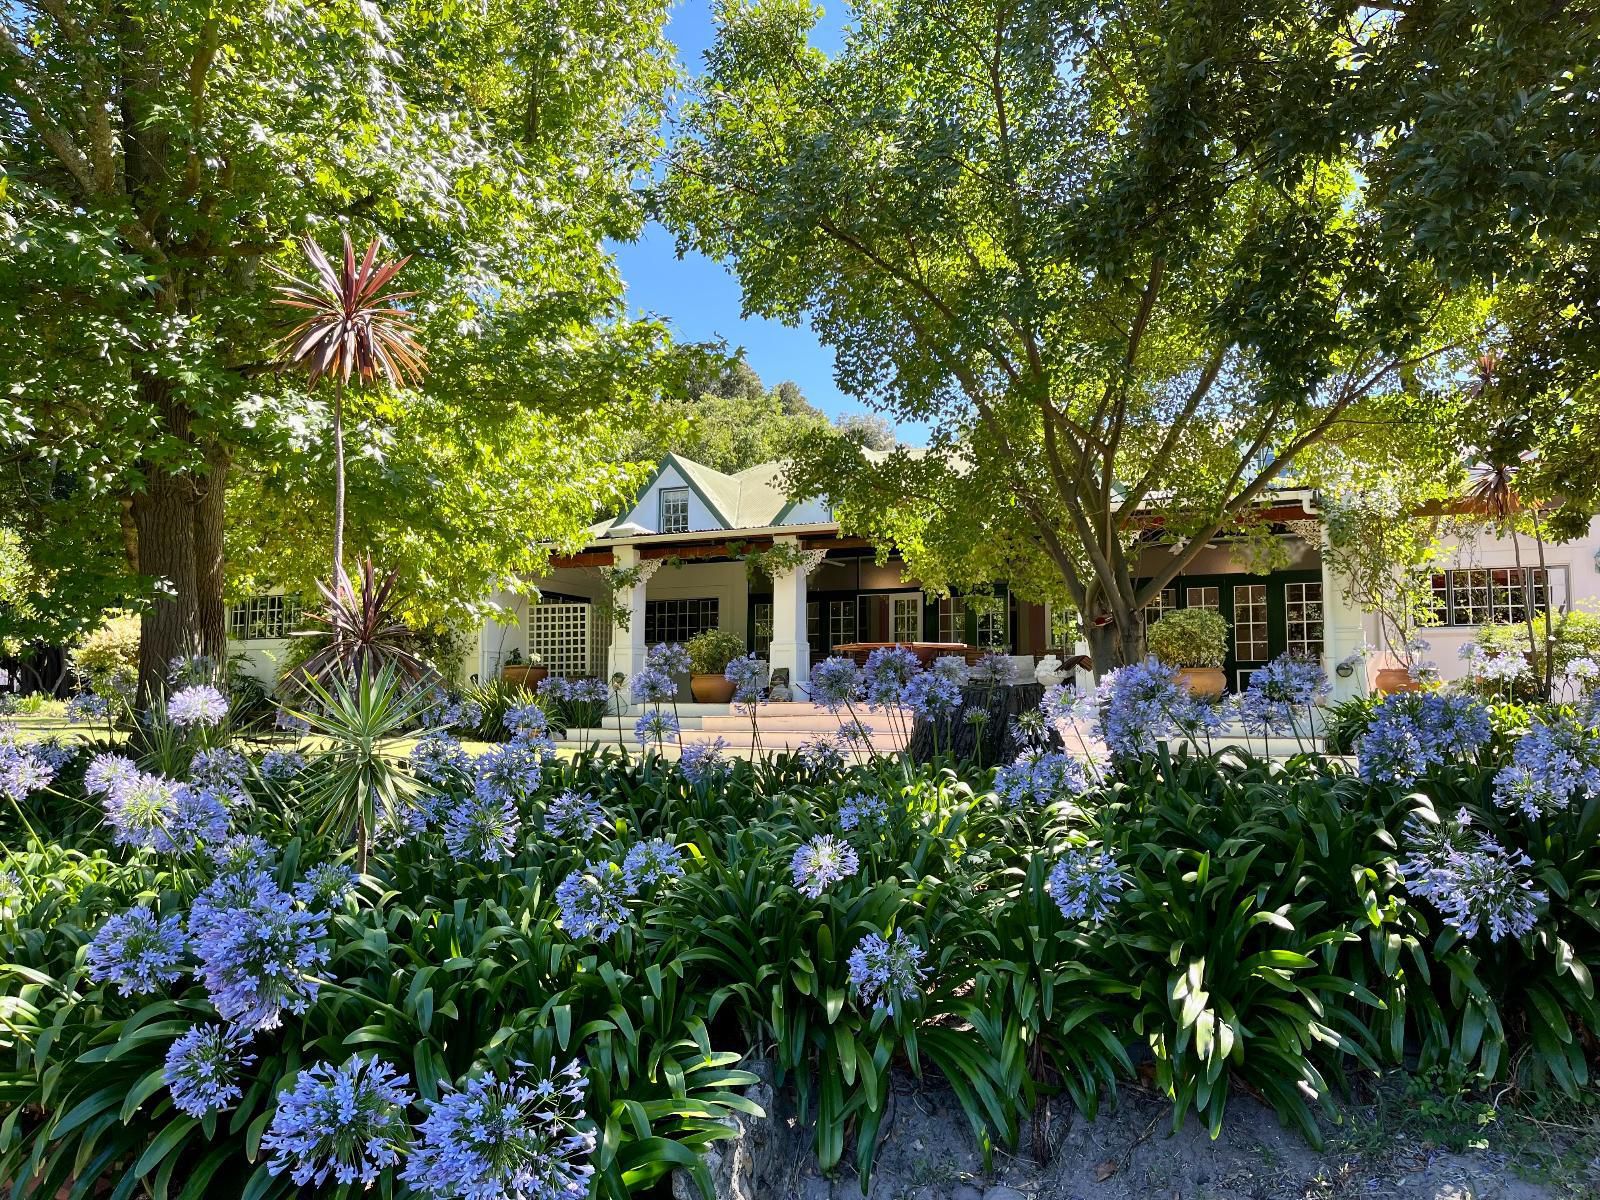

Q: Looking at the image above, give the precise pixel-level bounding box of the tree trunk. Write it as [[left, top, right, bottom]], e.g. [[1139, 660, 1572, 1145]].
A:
[[332, 378, 346, 588], [1084, 608, 1145, 678], [130, 376, 199, 704], [193, 439, 230, 664], [906, 682, 1062, 766]]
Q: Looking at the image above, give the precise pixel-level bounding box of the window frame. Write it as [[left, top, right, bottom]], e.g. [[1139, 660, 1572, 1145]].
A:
[[658, 487, 691, 534], [643, 597, 719, 645]]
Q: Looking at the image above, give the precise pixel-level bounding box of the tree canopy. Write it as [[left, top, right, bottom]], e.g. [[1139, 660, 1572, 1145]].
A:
[[0, 0, 682, 679], [666, 0, 1591, 667]]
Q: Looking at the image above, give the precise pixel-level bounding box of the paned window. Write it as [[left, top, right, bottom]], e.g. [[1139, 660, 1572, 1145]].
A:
[[659, 488, 690, 534], [1284, 581, 1324, 658], [1233, 584, 1268, 661], [228, 594, 301, 641], [1185, 586, 1220, 611], [1429, 567, 1554, 626], [644, 598, 718, 644]]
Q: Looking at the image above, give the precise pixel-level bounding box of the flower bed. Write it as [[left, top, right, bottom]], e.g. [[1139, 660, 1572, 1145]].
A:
[[0, 651, 1597, 1197]]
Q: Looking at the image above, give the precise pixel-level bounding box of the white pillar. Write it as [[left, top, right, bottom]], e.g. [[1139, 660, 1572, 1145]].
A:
[[607, 545, 649, 691], [1320, 538, 1367, 702], [769, 536, 810, 697]]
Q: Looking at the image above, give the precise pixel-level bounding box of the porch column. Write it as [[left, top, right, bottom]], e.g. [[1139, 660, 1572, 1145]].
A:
[[607, 545, 649, 692], [1320, 536, 1367, 702], [769, 535, 810, 697]]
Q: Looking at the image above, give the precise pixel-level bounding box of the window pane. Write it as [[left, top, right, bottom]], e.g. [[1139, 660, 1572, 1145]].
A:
[[644, 598, 719, 644], [752, 603, 773, 657], [1145, 587, 1178, 622], [829, 599, 856, 648], [1285, 581, 1324, 658], [938, 595, 966, 643], [1185, 586, 1219, 611], [659, 488, 690, 534], [1429, 573, 1449, 625], [1234, 584, 1268, 660], [893, 596, 921, 642], [1454, 569, 1490, 625]]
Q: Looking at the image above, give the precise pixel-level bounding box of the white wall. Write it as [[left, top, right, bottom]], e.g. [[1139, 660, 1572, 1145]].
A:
[[1361, 518, 1600, 686], [646, 560, 751, 643]]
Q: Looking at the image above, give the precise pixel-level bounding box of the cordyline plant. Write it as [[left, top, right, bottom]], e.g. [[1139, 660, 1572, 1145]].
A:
[[273, 233, 426, 585], [292, 554, 427, 692]]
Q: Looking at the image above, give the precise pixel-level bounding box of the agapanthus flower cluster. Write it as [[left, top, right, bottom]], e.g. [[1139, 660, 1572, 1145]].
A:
[[790, 834, 859, 898], [1236, 654, 1329, 736], [634, 707, 680, 748], [1460, 641, 1530, 688], [1041, 682, 1095, 730], [294, 863, 358, 909], [168, 783, 235, 850], [1095, 659, 1208, 756], [190, 747, 249, 789], [190, 871, 328, 1030], [725, 653, 768, 709], [621, 838, 683, 893], [275, 708, 312, 736], [403, 1060, 594, 1200], [847, 929, 928, 1014], [933, 655, 972, 686], [503, 702, 548, 739], [164, 1024, 256, 1116], [1046, 848, 1127, 924], [212, 833, 275, 876], [1359, 692, 1492, 787], [262, 1056, 415, 1188], [419, 688, 483, 733], [838, 792, 889, 832], [554, 860, 632, 942], [472, 737, 545, 806], [66, 692, 111, 723], [411, 733, 470, 785], [101, 771, 186, 851], [87, 905, 188, 995], [545, 790, 606, 840], [629, 665, 677, 706], [540, 675, 610, 710], [84, 752, 140, 798], [0, 740, 54, 802], [679, 738, 731, 785], [444, 793, 520, 864], [28, 737, 77, 773], [809, 656, 864, 712], [971, 653, 1014, 686], [167, 684, 229, 728], [901, 671, 962, 722], [1400, 814, 1547, 942], [862, 646, 920, 709], [258, 749, 308, 782], [1493, 714, 1600, 819], [796, 731, 849, 773], [993, 749, 1092, 807], [647, 642, 692, 676]]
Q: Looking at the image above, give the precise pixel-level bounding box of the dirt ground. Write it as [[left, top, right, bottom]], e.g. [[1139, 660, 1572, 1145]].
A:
[[693, 1067, 1600, 1200]]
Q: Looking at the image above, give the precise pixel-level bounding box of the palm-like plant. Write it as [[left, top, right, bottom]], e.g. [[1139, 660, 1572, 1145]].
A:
[[273, 233, 426, 584], [292, 554, 428, 693], [1465, 455, 1555, 696]]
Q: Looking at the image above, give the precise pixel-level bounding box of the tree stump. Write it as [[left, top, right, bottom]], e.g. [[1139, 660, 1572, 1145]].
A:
[[907, 682, 1064, 767]]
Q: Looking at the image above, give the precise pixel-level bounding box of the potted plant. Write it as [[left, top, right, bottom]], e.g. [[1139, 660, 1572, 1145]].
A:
[[1145, 608, 1230, 698], [500, 648, 547, 689], [685, 629, 745, 703]]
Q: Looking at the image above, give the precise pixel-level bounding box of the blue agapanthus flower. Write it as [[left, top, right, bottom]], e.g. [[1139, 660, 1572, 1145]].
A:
[[262, 1056, 415, 1188], [634, 707, 681, 747], [790, 834, 859, 898], [621, 838, 683, 894], [1096, 659, 1211, 756], [933, 655, 973, 685], [847, 929, 927, 1015], [102, 771, 184, 851], [796, 732, 849, 774], [901, 671, 962, 722], [86, 905, 188, 996], [993, 750, 1091, 807], [544, 790, 606, 840], [82, 753, 136, 798], [863, 646, 920, 709], [444, 792, 521, 864], [679, 738, 731, 785], [1493, 714, 1600, 819], [1046, 848, 1127, 924], [554, 861, 631, 942], [403, 1059, 595, 1200], [211, 833, 275, 876], [809, 657, 865, 712], [504, 701, 549, 738], [66, 692, 111, 723], [190, 873, 328, 1030], [1359, 692, 1492, 787], [838, 792, 889, 832], [167, 684, 229, 728], [1236, 654, 1329, 735], [411, 733, 470, 785], [724, 654, 768, 708], [167, 783, 235, 851], [190, 747, 249, 789], [647, 642, 692, 676], [0, 741, 54, 802], [1400, 813, 1547, 942], [472, 738, 544, 805], [294, 863, 358, 909], [258, 749, 308, 782], [629, 665, 677, 705], [165, 1024, 256, 1116], [971, 653, 1014, 685]]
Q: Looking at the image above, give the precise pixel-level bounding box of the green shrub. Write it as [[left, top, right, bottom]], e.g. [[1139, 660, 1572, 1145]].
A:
[[68, 609, 139, 695], [684, 628, 745, 675], [1145, 608, 1230, 668]]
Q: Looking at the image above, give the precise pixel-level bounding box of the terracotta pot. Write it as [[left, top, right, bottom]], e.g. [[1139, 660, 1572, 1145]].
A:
[[1373, 667, 1420, 694], [690, 673, 735, 703], [501, 664, 547, 690], [1176, 666, 1226, 699]]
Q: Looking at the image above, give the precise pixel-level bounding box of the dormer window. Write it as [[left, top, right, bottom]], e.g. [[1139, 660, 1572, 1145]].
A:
[[660, 487, 690, 533]]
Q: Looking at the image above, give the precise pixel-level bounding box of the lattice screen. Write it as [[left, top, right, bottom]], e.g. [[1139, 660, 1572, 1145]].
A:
[[529, 603, 592, 678]]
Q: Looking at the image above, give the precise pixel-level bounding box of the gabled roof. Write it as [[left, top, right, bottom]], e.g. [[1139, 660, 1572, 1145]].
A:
[[596, 453, 819, 539]]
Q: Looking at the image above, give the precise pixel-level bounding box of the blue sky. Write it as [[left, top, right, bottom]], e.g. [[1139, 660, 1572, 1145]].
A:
[[608, 2, 928, 440]]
